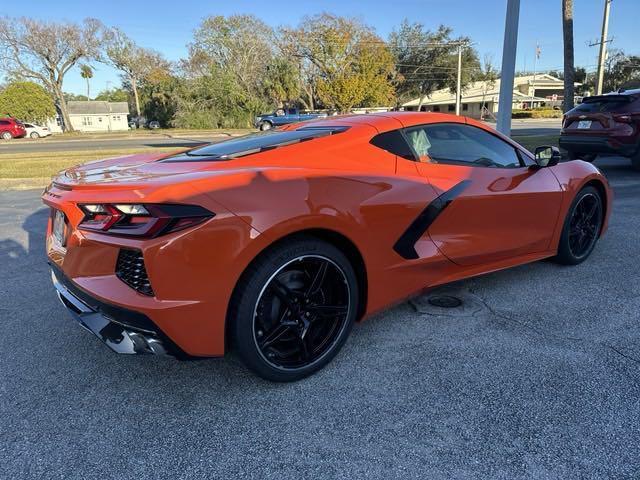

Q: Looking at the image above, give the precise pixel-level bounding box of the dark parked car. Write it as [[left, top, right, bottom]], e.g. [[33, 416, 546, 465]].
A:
[[0, 117, 27, 140], [254, 108, 327, 131], [560, 88, 640, 170]]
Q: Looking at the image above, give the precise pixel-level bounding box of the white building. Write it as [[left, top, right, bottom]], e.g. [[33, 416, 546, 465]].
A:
[[403, 74, 575, 119], [62, 101, 130, 132]]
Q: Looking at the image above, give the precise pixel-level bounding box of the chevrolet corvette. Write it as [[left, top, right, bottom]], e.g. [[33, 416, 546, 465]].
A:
[[43, 112, 612, 381]]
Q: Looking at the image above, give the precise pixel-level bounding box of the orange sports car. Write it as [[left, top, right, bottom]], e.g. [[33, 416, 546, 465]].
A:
[[43, 113, 612, 381]]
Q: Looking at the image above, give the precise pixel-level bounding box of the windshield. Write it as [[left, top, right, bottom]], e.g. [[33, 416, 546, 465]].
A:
[[170, 126, 348, 160]]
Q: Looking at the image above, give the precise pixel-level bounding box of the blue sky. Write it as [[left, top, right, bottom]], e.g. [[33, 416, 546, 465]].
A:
[[3, 0, 638, 95]]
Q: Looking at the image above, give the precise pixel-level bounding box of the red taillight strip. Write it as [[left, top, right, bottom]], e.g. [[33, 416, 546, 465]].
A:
[[78, 203, 214, 238]]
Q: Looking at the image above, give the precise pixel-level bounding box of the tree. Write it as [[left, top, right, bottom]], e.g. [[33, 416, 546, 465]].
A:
[[63, 92, 88, 102], [478, 55, 499, 119], [0, 17, 104, 131], [94, 88, 129, 103], [562, 0, 575, 112], [188, 15, 273, 96], [105, 28, 168, 117], [602, 50, 640, 92], [262, 57, 301, 108], [80, 64, 93, 100], [173, 66, 267, 129], [0, 81, 55, 123], [389, 21, 479, 110], [281, 13, 395, 112]]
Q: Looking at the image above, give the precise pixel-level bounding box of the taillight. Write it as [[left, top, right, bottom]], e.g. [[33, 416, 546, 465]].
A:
[[78, 203, 214, 238], [613, 114, 632, 124]]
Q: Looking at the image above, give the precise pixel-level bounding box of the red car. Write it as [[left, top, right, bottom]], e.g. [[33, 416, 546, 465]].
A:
[[560, 88, 640, 170], [0, 117, 27, 140], [43, 113, 612, 381]]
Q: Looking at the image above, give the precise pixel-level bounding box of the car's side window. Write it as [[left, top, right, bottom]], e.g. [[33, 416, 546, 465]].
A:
[[405, 123, 524, 168], [370, 130, 416, 160]]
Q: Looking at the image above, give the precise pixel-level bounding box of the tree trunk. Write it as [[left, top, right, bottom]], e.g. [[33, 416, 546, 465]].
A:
[[54, 85, 74, 132], [562, 0, 575, 112], [86, 78, 90, 100], [416, 86, 426, 112], [132, 77, 141, 117]]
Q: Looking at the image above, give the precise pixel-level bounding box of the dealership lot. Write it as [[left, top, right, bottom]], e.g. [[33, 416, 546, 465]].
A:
[[1, 156, 639, 478]]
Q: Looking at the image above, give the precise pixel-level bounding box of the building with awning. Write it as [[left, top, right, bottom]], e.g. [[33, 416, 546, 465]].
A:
[[402, 74, 577, 119]]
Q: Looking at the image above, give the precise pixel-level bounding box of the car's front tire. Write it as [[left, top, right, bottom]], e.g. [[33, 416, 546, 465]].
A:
[[229, 236, 358, 382], [554, 186, 604, 265], [30, 132, 40, 139], [259, 121, 272, 131], [1, 132, 12, 140]]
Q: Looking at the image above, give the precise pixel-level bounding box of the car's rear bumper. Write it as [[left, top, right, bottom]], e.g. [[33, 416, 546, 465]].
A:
[[51, 264, 187, 357], [559, 134, 638, 156]]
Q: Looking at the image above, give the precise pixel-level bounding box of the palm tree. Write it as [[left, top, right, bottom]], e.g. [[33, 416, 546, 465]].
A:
[[562, 0, 575, 112], [80, 64, 93, 100]]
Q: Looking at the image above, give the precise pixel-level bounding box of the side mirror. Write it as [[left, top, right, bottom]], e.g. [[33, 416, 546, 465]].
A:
[[534, 146, 562, 167]]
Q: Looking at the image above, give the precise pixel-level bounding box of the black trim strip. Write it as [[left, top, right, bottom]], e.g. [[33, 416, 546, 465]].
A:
[[393, 180, 471, 259]]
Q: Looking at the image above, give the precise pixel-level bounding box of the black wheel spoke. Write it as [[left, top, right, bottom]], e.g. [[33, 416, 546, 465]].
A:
[[297, 332, 311, 361], [270, 279, 300, 308], [306, 261, 328, 297], [308, 304, 348, 317], [584, 201, 598, 221], [259, 323, 292, 349]]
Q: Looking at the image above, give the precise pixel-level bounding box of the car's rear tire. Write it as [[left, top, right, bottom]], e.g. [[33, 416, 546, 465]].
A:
[[259, 121, 272, 131], [229, 236, 358, 382], [554, 186, 604, 265], [30, 132, 40, 139], [1, 132, 12, 140]]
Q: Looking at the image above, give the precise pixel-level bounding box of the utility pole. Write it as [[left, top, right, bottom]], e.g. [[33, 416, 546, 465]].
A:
[[455, 45, 463, 115], [496, 0, 521, 135], [530, 42, 540, 108], [595, 0, 612, 94]]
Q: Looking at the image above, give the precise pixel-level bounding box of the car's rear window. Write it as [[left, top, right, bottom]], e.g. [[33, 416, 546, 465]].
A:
[[573, 96, 633, 113], [163, 126, 349, 162]]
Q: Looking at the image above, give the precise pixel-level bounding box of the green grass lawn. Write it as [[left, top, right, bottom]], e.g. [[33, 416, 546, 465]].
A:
[[511, 134, 560, 153], [0, 147, 179, 190]]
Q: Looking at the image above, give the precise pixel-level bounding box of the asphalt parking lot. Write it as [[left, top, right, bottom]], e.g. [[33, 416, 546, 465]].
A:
[[1, 156, 639, 479]]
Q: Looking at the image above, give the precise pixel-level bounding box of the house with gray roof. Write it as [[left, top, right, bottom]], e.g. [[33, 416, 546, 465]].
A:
[[64, 101, 130, 132]]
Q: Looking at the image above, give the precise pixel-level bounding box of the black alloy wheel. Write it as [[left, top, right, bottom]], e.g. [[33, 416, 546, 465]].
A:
[[568, 193, 602, 258], [253, 255, 350, 370], [555, 186, 603, 265], [230, 236, 358, 382]]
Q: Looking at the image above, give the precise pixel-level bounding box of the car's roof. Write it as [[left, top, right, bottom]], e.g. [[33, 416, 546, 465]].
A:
[[299, 111, 466, 133], [615, 88, 640, 96]]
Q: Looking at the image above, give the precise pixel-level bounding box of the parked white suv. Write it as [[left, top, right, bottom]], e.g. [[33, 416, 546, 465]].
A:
[[23, 123, 51, 139]]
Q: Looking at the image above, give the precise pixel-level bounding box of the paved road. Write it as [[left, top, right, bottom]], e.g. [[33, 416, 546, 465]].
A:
[[1, 156, 639, 478], [0, 120, 562, 154]]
